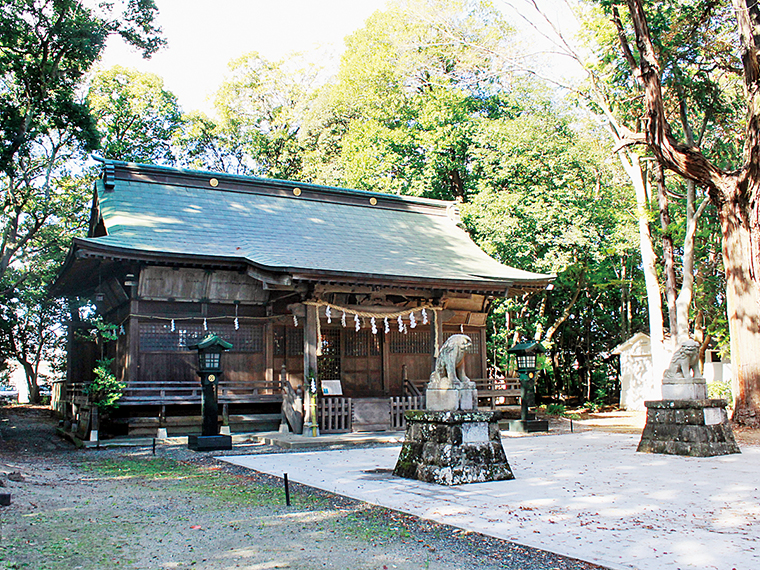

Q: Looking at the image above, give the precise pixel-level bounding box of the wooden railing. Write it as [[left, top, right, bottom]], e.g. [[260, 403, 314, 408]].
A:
[[317, 397, 352, 433], [118, 379, 282, 405], [404, 376, 521, 409], [391, 395, 424, 430], [476, 377, 522, 409], [402, 364, 422, 397], [218, 381, 282, 404]]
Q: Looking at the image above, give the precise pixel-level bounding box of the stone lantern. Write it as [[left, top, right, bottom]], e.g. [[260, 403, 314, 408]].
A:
[[187, 333, 233, 451], [507, 341, 548, 432]]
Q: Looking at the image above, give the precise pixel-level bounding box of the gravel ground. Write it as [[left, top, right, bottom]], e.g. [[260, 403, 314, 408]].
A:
[[0, 406, 613, 570]]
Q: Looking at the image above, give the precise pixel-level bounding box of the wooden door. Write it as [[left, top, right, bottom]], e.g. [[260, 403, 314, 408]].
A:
[[341, 329, 383, 397]]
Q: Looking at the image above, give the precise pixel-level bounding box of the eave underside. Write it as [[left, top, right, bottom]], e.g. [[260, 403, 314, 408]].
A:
[[52, 242, 550, 300]]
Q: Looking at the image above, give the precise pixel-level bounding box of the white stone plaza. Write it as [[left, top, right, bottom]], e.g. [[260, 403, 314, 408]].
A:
[[222, 431, 759, 570]]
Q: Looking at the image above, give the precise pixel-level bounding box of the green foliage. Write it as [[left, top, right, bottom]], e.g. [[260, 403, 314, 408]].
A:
[[178, 52, 321, 179], [79, 317, 123, 409], [83, 357, 124, 410], [582, 400, 601, 413], [708, 379, 732, 404], [0, 0, 163, 401], [542, 403, 567, 416], [88, 66, 182, 163]]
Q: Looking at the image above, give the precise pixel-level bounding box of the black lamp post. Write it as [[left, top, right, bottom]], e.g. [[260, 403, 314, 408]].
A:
[[187, 333, 233, 451], [507, 341, 548, 432]]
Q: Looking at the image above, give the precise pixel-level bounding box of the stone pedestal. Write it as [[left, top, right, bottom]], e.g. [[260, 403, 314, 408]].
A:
[[394, 410, 514, 485], [188, 434, 232, 451], [637, 399, 740, 457], [506, 419, 549, 433], [425, 387, 476, 411], [661, 376, 708, 400]]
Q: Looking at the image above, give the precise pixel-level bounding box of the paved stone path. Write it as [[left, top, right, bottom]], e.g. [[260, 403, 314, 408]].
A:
[[222, 431, 760, 570]]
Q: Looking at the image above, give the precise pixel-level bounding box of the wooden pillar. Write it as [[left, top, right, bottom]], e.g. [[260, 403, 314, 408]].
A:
[[128, 299, 139, 383], [480, 328, 488, 380], [302, 303, 319, 435], [303, 303, 319, 382], [264, 320, 274, 387], [381, 330, 390, 396]]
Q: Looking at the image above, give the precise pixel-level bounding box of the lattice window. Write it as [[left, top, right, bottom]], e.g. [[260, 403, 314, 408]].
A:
[[318, 329, 341, 380], [343, 329, 380, 357], [443, 331, 480, 354], [140, 322, 263, 353], [286, 328, 304, 357], [389, 329, 431, 354]]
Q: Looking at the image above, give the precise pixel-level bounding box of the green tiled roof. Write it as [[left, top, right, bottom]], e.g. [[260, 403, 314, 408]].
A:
[[76, 161, 551, 289]]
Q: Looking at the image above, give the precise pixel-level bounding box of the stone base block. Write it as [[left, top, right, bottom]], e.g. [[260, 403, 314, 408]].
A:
[[188, 435, 232, 451], [425, 388, 476, 411], [505, 419, 549, 433], [394, 410, 514, 485], [661, 377, 707, 400], [637, 399, 740, 457]]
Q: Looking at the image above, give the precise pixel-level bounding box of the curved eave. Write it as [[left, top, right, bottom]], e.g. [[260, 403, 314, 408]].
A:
[[51, 239, 553, 298]]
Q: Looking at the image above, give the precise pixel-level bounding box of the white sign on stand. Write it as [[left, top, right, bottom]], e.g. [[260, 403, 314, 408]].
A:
[[321, 380, 343, 396]]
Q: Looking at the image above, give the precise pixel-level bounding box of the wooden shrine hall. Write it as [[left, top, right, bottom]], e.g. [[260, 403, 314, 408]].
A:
[[52, 160, 551, 437]]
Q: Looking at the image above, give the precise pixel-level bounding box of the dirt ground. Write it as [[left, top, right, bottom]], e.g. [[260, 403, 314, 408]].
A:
[[0, 406, 608, 570], [2, 406, 756, 570]]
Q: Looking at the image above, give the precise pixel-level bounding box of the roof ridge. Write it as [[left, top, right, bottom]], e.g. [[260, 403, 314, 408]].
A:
[[102, 159, 457, 210]]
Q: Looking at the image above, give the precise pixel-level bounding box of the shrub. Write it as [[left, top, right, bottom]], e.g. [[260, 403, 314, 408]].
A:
[[83, 358, 125, 410], [708, 380, 732, 405], [544, 403, 567, 416]]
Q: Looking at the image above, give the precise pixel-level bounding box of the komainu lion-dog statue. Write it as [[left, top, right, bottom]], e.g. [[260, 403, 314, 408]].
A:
[[428, 334, 476, 390], [663, 339, 701, 380]]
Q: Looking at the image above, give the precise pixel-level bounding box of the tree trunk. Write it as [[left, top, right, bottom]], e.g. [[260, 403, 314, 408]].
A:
[[655, 162, 679, 342], [22, 360, 39, 404], [620, 151, 668, 386], [675, 183, 708, 343], [720, 196, 760, 425], [621, 0, 760, 423]]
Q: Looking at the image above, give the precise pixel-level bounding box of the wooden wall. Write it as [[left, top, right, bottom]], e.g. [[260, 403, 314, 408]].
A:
[[136, 319, 267, 383]]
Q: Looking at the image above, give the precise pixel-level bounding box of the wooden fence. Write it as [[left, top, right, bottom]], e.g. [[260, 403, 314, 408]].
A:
[[317, 396, 352, 433], [390, 395, 425, 430]]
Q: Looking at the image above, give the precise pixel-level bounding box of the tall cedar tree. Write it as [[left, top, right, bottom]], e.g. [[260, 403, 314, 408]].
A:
[[614, 0, 760, 425]]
